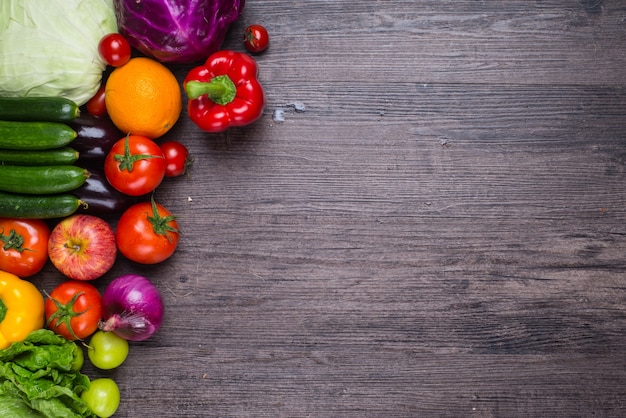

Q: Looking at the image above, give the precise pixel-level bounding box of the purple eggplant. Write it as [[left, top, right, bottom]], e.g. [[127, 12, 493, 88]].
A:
[[73, 169, 142, 216], [69, 114, 124, 165]]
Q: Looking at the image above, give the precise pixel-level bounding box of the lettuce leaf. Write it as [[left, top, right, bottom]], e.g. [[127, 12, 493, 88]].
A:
[[0, 394, 45, 417], [0, 329, 96, 418]]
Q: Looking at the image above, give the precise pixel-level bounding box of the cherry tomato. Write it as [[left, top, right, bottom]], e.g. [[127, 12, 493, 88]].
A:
[[116, 199, 180, 264], [104, 134, 166, 196], [160, 141, 190, 177], [0, 218, 50, 277], [88, 331, 129, 370], [81, 378, 120, 418], [98, 33, 131, 67], [45, 280, 103, 341], [86, 85, 107, 117], [243, 24, 270, 53]]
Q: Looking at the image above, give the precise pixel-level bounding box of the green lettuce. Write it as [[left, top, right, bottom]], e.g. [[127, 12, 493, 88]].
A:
[[0, 329, 96, 418], [0, 0, 117, 106]]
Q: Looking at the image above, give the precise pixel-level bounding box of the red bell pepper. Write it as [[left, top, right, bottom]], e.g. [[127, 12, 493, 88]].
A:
[[183, 50, 265, 133]]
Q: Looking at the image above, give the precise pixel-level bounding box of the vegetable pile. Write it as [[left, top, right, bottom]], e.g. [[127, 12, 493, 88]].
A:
[[0, 0, 271, 415], [0, 99, 137, 220]]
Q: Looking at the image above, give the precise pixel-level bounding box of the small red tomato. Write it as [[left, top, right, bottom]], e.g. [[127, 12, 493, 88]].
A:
[[116, 198, 180, 264], [0, 218, 50, 277], [86, 85, 107, 117], [160, 141, 190, 177], [243, 24, 269, 53], [45, 280, 103, 340], [104, 134, 166, 196], [98, 33, 132, 67]]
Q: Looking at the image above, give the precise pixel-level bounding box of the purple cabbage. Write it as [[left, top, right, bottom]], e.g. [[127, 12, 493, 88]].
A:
[[113, 0, 245, 64]]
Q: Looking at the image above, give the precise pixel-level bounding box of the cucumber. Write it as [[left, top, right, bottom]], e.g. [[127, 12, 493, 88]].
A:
[[0, 97, 80, 122], [0, 147, 79, 166], [0, 191, 85, 219], [0, 120, 77, 150], [0, 165, 89, 194]]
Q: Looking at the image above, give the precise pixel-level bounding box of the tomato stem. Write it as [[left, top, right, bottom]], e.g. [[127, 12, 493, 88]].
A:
[[115, 134, 163, 173], [45, 291, 88, 341], [0, 228, 27, 252], [147, 196, 179, 243]]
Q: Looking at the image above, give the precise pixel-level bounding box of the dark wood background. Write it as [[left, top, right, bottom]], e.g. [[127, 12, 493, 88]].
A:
[[34, 0, 626, 416]]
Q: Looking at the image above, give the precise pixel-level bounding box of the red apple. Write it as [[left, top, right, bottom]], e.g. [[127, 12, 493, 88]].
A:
[[48, 214, 116, 281]]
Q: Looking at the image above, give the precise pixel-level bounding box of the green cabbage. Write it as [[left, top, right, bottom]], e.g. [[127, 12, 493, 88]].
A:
[[0, 0, 117, 106]]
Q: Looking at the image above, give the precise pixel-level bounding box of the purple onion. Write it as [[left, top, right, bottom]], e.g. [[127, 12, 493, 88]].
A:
[[100, 274, 164, 341]]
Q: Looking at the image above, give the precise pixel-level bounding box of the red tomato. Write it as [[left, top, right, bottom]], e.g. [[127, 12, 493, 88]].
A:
[[86, 85, 107, 117], [45, 281, 103, 340], [116, 199, 180, 264], [0, 218, 50, 277], [104, 135, 166, 196], [160, 141, 190, 177], [243, 24, 270, 53], [98, 33, 131, 67]]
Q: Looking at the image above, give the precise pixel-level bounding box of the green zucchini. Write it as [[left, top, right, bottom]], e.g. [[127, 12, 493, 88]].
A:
[[0, 120, 77, 150], [0, 191, 85, 219], [0, 147, 79, 166], [0, 165, 89, 194], [0, 97, 80, 122]]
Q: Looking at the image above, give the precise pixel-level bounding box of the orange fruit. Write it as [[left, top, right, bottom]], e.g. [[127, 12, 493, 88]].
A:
[[105, 57, 182, 139]]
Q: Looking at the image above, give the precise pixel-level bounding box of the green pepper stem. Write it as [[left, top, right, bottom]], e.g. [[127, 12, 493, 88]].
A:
[[185, 75, 237, 105], [0, 299, 6, 323]]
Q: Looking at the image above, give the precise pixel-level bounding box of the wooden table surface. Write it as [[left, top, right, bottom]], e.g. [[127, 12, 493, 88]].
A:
[[35, 0, 626, 416]]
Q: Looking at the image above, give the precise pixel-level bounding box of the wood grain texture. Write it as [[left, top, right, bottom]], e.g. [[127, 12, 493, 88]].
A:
[[34, 0, 626, 416]]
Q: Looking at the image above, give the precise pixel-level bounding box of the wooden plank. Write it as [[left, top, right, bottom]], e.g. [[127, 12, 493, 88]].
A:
[[239, 0, 626, 85]]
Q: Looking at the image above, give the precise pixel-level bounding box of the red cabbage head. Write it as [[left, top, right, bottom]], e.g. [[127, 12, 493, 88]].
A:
[[114, 0, 245, 64]]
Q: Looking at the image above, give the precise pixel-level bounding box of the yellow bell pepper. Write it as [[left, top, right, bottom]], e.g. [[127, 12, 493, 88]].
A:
[[0, 270, 44, 349]]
